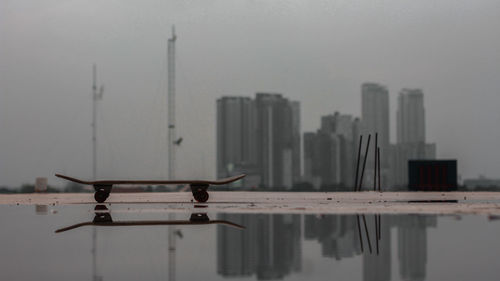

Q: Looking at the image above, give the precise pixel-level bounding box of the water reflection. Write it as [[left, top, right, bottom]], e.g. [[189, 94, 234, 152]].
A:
[[56, 206, 245, 233], [218, 214, 437, 281], [217, 214, 301, 279]]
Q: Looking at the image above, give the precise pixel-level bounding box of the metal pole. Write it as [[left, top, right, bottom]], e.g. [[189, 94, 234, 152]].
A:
[[167, 26, 176, 181], [167, 26, 177, 281], [378, 147, 381, 192], [358, 134, 371, 191], [92, 64, 97, 181], [373, 133, 378, 191], [354, 135, 363, 192]]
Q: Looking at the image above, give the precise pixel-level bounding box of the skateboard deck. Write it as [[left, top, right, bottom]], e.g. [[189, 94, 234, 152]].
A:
[[55, 173, 246, 203], [55, 173, 246, 186]]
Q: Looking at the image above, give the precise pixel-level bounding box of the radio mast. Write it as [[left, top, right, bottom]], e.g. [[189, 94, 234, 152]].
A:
[[167, 25, 177, 281], [91, 64, 103, 281], [167, 26, 177, 181]]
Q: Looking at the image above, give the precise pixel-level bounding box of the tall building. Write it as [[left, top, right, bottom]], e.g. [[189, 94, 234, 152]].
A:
[[255, 93, 300, 189], [216, 97, 258, 185], [303, 112, 358, 189], [391, 89, 436, 188], [361, 83, 390, 148], [216, 93, 300, 189], [397, 89, 425, 144]]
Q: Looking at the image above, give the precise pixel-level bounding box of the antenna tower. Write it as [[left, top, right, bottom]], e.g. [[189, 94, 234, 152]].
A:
[[167, 25, 177, 281]]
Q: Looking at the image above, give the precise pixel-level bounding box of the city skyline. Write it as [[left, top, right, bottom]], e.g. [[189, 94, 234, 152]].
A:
[[2, 1, 500, 186]]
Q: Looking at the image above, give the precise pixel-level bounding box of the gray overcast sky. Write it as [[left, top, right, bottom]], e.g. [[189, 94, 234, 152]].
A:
[[1, 0, 500, 186]]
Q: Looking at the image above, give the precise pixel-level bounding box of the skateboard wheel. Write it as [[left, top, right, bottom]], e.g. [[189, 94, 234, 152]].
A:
[[94, 190, 108, 203], [193, 190, 209, 203]]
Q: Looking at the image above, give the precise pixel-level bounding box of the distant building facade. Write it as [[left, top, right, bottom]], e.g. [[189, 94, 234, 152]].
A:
[[361, 83, 390, 149], [397, 89, 425, 144], [216, 97, 259, 186], [217, 93, 300, 189], [391, 89, 436, 188], [464, 176, 500, 190], [303, 112, 359, 190], [360, 83, 391, 188]]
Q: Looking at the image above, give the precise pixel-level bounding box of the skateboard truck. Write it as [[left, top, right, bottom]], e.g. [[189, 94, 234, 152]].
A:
[[93, 185, 112, 203], [190, 184, 209, 203]]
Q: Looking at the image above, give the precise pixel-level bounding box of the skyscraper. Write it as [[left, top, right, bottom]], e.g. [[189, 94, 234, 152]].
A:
[[216, 97, 257, 181], [303, 112, 357, 189], [397, 89, 425, 144], [255, 93, 300, 189], [216, 93, 300, 189], [361, 83, 390, 148], [391, 89, 435, 188]]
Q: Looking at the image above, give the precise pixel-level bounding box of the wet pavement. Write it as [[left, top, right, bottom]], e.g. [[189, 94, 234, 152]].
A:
[[1, 201, 500, 281]]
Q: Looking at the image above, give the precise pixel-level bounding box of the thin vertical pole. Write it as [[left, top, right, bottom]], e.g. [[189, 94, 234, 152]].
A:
[[378, 147, 381, 192], [354, 135, 363, 191], [167, 26, 177, 281], [358, 134, 371, 191], [92, 64, 97, 181], [373, 133, 378, 191], [167, 26, 177, 181]]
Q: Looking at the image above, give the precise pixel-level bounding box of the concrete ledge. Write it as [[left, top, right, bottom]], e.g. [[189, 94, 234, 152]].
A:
[[2, 192, 500, 215]]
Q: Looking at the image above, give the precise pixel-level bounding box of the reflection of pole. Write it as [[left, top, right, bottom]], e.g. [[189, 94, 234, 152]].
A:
[[167, 26, 177, 281], [168, 214, 176, 281]]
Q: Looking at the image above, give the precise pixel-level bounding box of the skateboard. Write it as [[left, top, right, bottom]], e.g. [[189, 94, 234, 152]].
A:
[[55, 173, 246, 203]]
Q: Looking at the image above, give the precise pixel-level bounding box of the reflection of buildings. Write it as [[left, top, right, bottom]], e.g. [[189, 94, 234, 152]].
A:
[[216, 93, 301, 189], [396, 215, 437, 281], [217, 214, 257, 276], [305, 215, 361, 259], [363, 217, 392, 281], [217, 214, 438, 281], [217, 214, 301, 279]]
